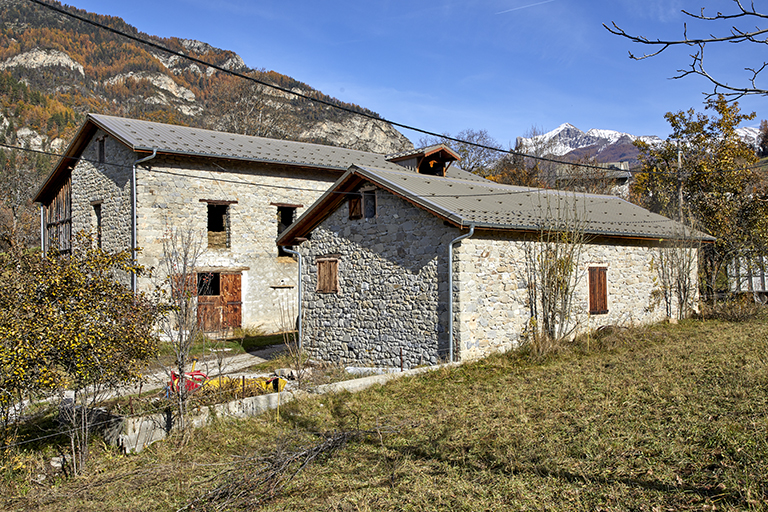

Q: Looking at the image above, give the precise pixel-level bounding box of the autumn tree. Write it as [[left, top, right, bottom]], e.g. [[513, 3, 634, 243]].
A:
[[0, 235, 161, 473], [487, 150, 542, 187], [631, 96, 767, 299], [758, 119, 768, 157], [606, 1, 768, 100], [0, 148, 51, 250], [488, 126, 556, 187]]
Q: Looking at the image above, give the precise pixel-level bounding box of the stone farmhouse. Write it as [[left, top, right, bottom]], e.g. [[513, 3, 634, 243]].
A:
[[33, 113, 476, 333], [277, 165, 713, 368]]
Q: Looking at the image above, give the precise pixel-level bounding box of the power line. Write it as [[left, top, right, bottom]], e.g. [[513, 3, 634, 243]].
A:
[[10, 1, 768, 179], [24, 0, 628, 173]]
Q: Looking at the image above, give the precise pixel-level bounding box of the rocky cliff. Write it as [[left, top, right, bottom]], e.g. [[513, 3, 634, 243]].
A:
[[0, 0, 413, 155]]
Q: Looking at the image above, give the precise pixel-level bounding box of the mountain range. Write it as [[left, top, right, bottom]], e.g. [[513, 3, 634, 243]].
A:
[[516, 123, 762, 166]]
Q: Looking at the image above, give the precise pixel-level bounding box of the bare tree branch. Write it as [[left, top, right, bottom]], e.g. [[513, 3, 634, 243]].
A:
[[604, 1, 768, 98]]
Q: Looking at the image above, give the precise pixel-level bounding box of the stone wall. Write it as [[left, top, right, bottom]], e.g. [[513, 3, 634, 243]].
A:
[[70, 130, 134, 253], [454, 233, 698, 361], [299, 189, 455, 368], [70, 132, 338, 332]]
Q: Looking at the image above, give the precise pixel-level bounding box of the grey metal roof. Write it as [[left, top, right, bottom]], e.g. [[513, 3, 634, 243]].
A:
[[357, 165, 711, 239], [281, 165, 713, 242], [88, 113, 409, 172]]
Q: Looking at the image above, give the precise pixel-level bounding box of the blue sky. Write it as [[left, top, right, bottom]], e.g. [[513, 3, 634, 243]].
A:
[[69, 0, 766, 146]]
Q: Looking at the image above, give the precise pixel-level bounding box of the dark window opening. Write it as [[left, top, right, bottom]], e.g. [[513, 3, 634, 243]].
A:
[[418, 158, 445, 176], [207, 203, 229, 249], [363, 189, 376, 218], [588, 267, 608, 315], [348, 193, 362, 220], [277, 206, 296, 256], [198, 272, 220, 296], [97, 138, 105, 164], [317, 258, 339, 294], [92, 203, 102, 248]]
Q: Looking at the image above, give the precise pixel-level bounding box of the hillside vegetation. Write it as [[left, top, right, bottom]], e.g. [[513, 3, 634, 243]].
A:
[[4, 316, 767, 511], [0, 0, 412, 153]]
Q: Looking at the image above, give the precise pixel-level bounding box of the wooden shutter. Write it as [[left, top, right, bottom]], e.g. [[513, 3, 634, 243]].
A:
[[589, 267, 608, 315], [317, 259, 339, 294], [221, 273, 242, 329], [348, 194, 362, 220]]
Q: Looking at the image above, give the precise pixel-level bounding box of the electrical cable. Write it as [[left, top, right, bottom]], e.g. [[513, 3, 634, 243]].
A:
[[23, 0, 649, 173]]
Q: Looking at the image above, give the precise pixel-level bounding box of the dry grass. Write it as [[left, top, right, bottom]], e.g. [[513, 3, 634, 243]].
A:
[[4, 316, 768, 511]]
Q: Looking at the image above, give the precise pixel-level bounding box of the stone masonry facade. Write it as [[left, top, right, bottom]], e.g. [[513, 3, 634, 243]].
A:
[[70, 130, 337, 331], [300, 189, 455, 368], [454, 233, 697, 361]]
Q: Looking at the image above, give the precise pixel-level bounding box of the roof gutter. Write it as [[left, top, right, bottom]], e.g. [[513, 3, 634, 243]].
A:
[[448, 223, 474, 363], [132, 149, 157, 292]]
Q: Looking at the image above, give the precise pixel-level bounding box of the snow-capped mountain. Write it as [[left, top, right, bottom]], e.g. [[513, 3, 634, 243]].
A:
[[516, 123, 761, 164], [515, 123, 661, 164]]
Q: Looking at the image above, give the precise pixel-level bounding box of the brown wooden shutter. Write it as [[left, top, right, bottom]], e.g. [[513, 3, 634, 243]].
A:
[[589, 267, 608, 315], [221, 273, 242, 329], [348, 194, 362, 219], [317, 259, 339, 293]]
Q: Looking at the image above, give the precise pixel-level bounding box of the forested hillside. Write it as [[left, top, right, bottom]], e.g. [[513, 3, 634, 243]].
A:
[[0, 0, 412, 153], [0, 0, 413, 248]]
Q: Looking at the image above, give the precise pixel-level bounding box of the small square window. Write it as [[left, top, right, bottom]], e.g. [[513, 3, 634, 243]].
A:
[[198, 272, 220, 296], [317, 258, 339, 294]]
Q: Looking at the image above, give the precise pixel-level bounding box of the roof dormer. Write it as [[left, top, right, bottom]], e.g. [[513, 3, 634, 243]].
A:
[[386, 144, 460, 177]]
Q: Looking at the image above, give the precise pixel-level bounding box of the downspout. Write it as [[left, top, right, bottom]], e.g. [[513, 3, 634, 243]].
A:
[[132, 149, 157, 292], [281, 246, 303, 351], [39, 205, 45, 255], [448, 223, 474, 363]]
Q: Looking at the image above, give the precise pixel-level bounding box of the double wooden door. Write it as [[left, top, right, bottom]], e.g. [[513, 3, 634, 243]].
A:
[[197, 273, 242, 332]]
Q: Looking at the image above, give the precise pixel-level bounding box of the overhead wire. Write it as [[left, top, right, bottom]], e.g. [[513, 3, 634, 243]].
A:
[[10, 2, 768, 182], [22, 0, 664, 174]]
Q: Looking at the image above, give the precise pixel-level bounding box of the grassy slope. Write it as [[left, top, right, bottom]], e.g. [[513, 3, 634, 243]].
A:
[[7, 318, 768, 511]]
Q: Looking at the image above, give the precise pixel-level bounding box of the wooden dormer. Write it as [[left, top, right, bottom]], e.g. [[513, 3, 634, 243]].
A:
[[386, 144, 461, 177]]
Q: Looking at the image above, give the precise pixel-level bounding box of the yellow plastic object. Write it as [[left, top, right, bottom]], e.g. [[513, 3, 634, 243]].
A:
[[254, 376, 287, 392], [202, 375, 287, 393]]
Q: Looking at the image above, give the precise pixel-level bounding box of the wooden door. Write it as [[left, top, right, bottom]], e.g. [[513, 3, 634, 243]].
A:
[[197, 295, 222, 332], [220, 273, 242, 329]]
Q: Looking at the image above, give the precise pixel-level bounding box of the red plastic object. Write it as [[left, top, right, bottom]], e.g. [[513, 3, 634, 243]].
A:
[[169, 370, 208, 393]]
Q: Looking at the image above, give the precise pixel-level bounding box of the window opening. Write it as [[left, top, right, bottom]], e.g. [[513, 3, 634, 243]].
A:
[[277, 206, 296, 256], [198, 272, 220, 296], [363, 189, 376, 219], [97, 138, 105, 164], [207, 203, 229, 249], [588, 266, 608, 315], [92, 203, 102, 248], [317, 258, 339, 294], [418, 158, 445, 176]]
